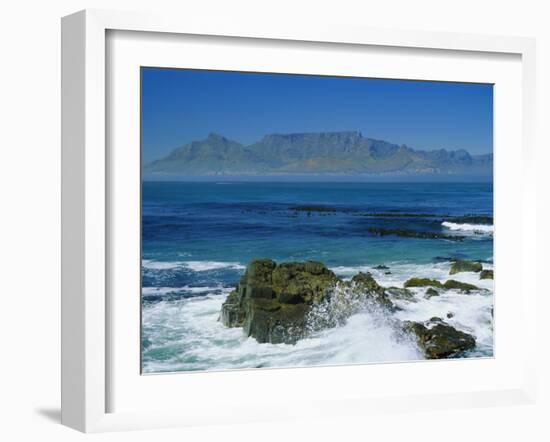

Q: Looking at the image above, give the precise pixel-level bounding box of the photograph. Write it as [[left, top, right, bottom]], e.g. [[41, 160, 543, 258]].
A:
[[140, 68, 494, 373]]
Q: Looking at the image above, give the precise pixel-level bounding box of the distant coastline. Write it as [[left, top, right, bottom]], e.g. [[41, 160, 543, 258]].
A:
[[141, 174, 493, 183], [143, 131, 492, 179]]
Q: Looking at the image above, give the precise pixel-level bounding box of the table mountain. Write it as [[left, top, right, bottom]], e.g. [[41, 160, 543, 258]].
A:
[[144, 131, 492, 177]]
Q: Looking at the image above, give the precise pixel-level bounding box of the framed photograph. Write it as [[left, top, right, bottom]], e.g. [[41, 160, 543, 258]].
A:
[[61, 9, 537, 432]]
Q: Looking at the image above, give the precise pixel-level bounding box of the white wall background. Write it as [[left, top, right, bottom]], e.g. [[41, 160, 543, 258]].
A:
[[0, 1, 548, 440]]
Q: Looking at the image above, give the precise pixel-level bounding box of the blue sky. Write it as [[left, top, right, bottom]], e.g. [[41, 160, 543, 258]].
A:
[[141, 68, 493, 163]]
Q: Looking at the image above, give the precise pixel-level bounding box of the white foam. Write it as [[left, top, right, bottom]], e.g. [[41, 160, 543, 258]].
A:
[[142, 259, 245, 272], [142, 260, 183, 270], [142, 285, 229, 297], [142, 259, 494, 373], [182, 261, 246, 272], [442, 221, 493, 235], [330, 265, 374, 276], [142, 292, 423, 373]]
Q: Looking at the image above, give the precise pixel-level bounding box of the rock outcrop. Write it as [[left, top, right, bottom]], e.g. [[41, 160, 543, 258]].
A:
[[449, 259, 483, 275], [424, 287, 439, 299], [404, 277, 480, 293], [404, 278, 443, 289], [480, 269, 494, 280], [220, 259, 394, 344], [220, 259, 482, 358], [403, 317, 476, 359], [386, 286, 416, 301], [442, 279, 480, 293]]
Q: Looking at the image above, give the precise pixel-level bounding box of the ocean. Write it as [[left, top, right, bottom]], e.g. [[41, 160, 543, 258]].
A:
[[141, 181, 494, 373]]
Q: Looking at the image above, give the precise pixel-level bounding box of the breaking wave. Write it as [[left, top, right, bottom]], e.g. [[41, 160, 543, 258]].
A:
[[442, 221, 493, 235], [142, 259, 245, 272], [141, 260, 493, 373]]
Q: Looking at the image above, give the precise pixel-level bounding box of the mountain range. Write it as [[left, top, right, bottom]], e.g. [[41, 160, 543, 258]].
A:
[[143, 131, 492, 177]]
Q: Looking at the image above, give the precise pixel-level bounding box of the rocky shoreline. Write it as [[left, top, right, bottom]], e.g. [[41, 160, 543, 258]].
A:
[[220, 258, 492, 359]]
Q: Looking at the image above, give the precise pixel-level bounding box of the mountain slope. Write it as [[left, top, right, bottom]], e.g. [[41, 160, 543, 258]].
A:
[[144, 131, 492, 177]]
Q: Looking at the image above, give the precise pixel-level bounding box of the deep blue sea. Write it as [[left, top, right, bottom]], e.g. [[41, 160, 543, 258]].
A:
[[141, 181, 494, 373]]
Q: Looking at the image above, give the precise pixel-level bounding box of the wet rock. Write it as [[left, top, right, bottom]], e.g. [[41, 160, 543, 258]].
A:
[[272, 261, 338, 304], [480, 269, 494, 280], [443, 279, 480, 293], [372, 264, 390, 270], [403, 317, 476, 359], [404, 278, 443, 289], [449, 260, 482, 275], [387, 287, 416, 301], [350, 272, 395, 311], [219, 290, 246, 327], [446, 312, 454, 319], [220, 259, 339, 344], [243, 299, 309, 344], [220, 260, 395, 344], [424, 287, 439, 299]]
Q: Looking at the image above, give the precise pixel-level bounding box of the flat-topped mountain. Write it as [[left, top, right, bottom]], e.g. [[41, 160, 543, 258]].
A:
[[143, 131, 492, 177]]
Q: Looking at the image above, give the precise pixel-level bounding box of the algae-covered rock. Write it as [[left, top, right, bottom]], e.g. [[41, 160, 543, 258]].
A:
[[350, 272, 395, 311], [243, 299, 309, 344], [220, 260, 397, 344], [272, 261, 337, 304], [479, 269, 494, 280], [403, 317, 476, 359], [443, 279, 480, 293], [240, 258, 276, 299], [219, 290, 246, 327], [404, 278, 443, 289], [424, 287, 439, 299], [449, 260, 482, 275], [220, 259, 339, 344], [387, 286, 416, 301]]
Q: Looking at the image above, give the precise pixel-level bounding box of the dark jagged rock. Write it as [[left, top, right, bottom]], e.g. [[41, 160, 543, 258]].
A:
[[243, 299, 310, 344], [387, 287, 416, 301], [350, 272, 395, 311], [372, 264, 390, 270], [480, 269, 494, 280], [368, 227, 464, 241], [443, 279, 480, 293], [271, 261, 337, 304], [404, 278, 444, 289], [220, 260, 394, 344], [220, 259, 339, 344], [403, 277, 480, 293], [403, 317, 476, 359], [424, 287, 439, 299], [219, 290, 246, 327], [449, 260, 483, 275]]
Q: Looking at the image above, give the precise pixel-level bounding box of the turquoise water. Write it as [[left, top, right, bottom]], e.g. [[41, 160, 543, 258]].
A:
[[141, 181, 494, 372]]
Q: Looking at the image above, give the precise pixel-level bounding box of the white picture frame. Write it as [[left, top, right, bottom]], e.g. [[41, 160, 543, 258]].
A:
[[61, 9, 537, 433]]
